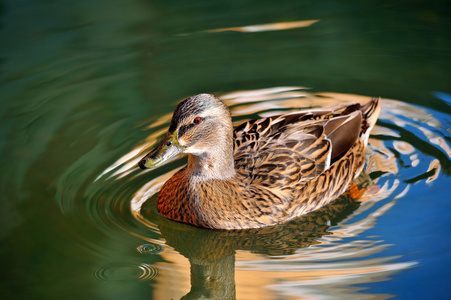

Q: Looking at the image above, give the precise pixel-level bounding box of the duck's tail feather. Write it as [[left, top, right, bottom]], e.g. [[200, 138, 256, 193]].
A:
[[360, 97, 381, 146]]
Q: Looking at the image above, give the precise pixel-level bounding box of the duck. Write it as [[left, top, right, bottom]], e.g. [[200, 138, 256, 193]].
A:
[[139, 94, 380, 230]]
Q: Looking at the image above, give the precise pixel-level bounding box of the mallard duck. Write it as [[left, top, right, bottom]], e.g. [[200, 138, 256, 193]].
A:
[[139, 94, 380, 230]]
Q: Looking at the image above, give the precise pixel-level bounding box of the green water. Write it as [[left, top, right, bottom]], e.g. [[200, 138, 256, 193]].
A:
[[1, 1, 450, 299]]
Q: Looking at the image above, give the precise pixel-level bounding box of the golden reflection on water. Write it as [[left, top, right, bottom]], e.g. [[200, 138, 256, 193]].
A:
[[179, 20, 319, 36], [96, 87, 451, 299], [207, 19, 319, 33]]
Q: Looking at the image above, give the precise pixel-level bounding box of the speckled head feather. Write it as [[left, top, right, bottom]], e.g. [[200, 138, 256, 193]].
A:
[[168, 94, 228, 133]]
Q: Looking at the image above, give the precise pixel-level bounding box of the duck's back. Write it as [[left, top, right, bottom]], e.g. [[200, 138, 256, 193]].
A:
[[233, 103, 367, 185], [231, 99, 379, 220]]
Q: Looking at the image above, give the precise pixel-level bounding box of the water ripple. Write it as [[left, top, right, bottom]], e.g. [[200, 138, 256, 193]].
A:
[[91, 263, 159, 282], [89, 87, 450, 298]]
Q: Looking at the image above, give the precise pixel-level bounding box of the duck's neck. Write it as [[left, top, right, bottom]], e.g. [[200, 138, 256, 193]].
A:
[[185, 111, 236, 181], [187, 148, 236, 181]]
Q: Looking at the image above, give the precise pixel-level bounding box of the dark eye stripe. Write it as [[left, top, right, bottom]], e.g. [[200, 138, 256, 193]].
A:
[[178, 123, 195, 138]]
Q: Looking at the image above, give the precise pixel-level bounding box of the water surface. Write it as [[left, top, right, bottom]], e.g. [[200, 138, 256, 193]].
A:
[[1, 1, 450, 299]]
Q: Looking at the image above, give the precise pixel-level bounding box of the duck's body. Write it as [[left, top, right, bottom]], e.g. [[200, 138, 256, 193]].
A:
[[139, 94, 380, 230]]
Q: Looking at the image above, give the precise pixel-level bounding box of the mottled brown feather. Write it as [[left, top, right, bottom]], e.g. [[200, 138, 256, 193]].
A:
[[151, 95, 381, 230]]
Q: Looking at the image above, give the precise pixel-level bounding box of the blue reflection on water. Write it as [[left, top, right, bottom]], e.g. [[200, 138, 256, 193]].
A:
[[433, 91, 451, 106]]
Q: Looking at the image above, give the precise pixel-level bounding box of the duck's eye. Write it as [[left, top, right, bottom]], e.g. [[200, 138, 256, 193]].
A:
[[193, 117, 203, 124]]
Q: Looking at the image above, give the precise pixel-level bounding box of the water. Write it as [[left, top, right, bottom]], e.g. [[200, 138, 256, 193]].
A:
[[1, 1, 450, 299]]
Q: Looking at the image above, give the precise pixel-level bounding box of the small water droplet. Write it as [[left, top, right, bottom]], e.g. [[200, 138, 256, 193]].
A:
[[137, 243, 163, 254]]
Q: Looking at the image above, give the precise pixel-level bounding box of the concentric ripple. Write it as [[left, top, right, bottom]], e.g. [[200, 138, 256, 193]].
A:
[[91, 263, 159, 282], [88, 86, 450, 298]]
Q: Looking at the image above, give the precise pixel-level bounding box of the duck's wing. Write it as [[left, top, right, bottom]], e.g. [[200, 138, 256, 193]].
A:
[[233, 103, 364, 189]]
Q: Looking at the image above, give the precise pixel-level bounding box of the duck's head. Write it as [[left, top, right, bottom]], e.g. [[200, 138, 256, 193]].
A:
[[139, 94, 234, 171]]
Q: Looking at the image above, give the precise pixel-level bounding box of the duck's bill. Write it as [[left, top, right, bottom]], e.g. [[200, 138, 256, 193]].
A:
[[138, 131, 184, 169]]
